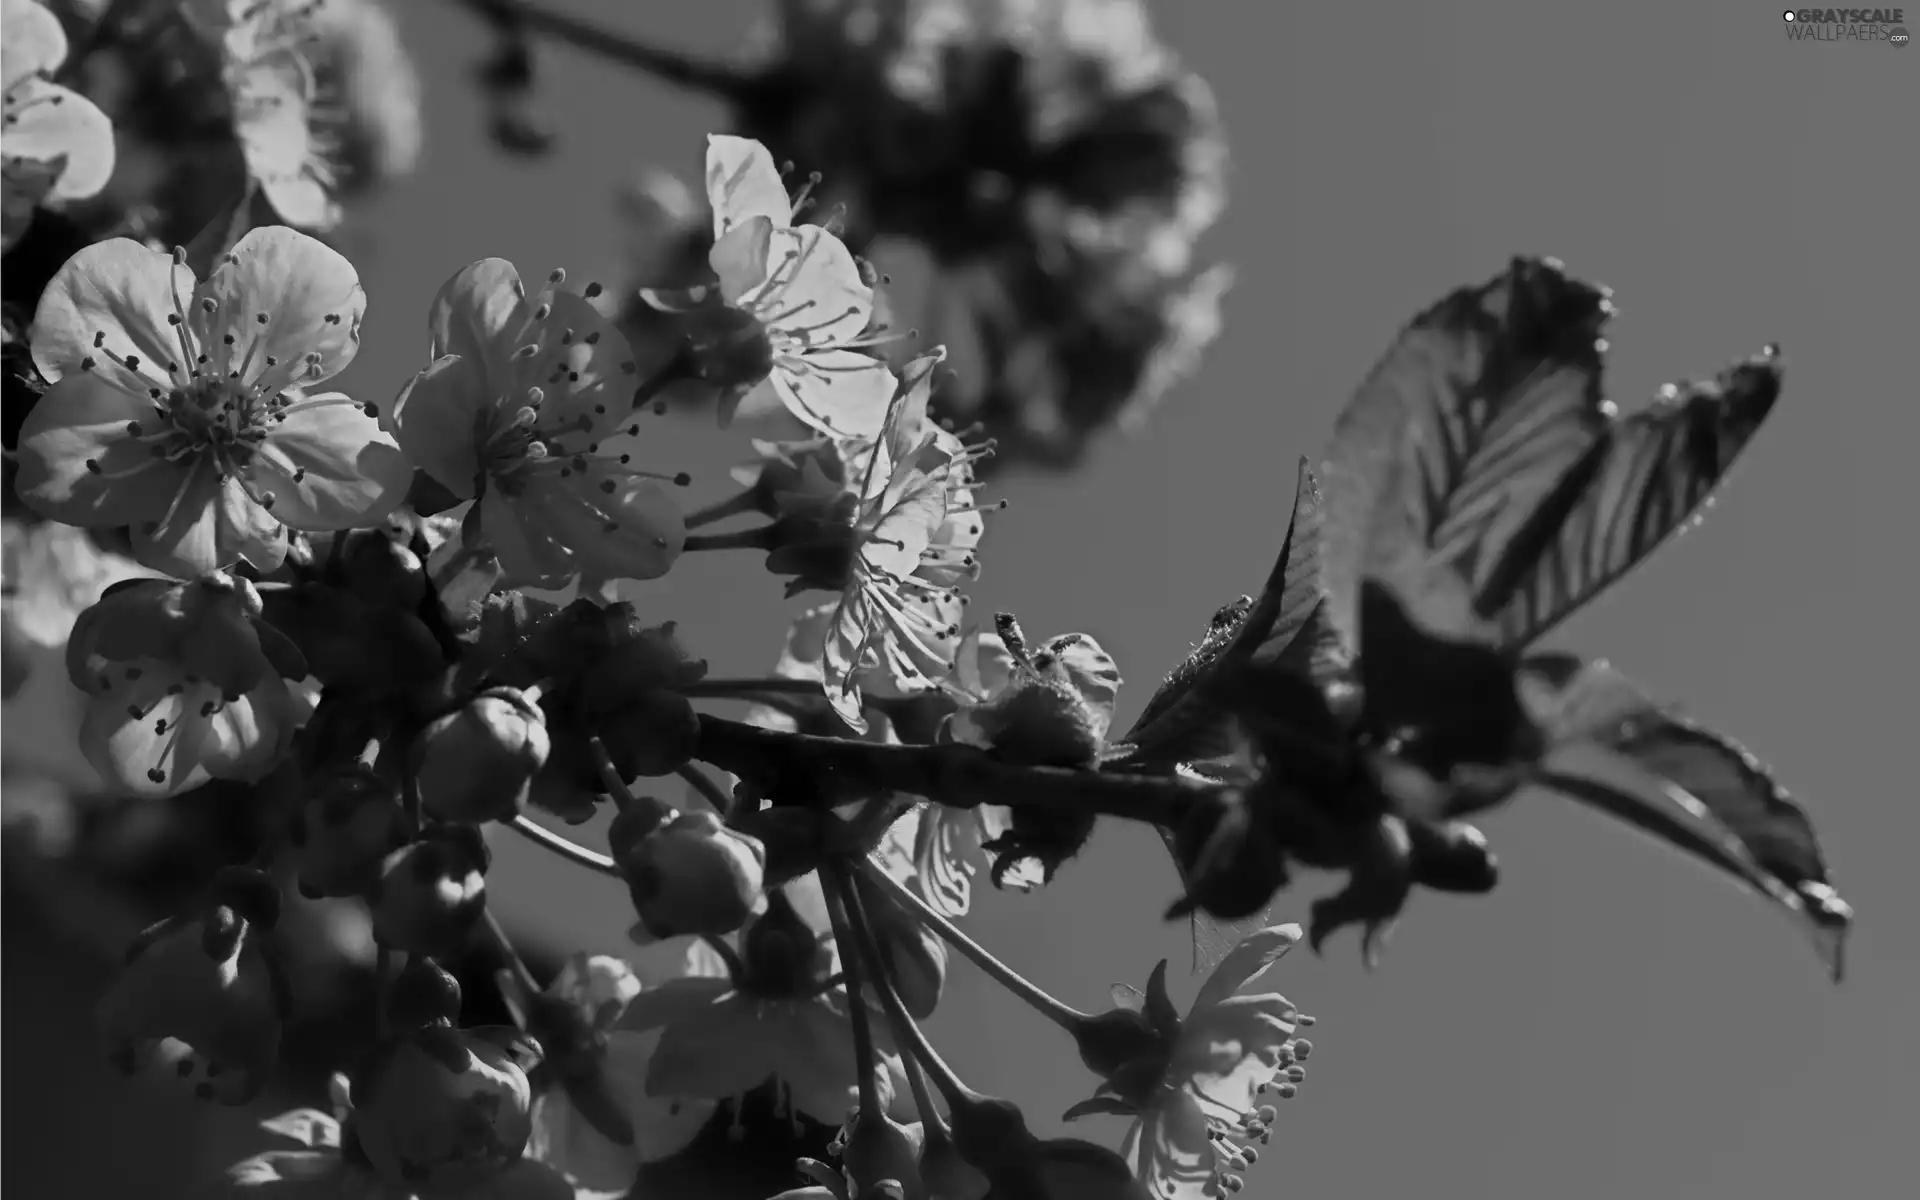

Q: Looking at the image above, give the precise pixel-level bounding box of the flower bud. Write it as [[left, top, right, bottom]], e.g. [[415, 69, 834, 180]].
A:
[[1067, 1006, 1161, 1080], [1408, 819, 1498, 894], [619, 811, 767, 940], [354, 963, 544, 1197], [865, 889, 948, 1021], [842, 1105, 924, 1200], [684, 303, 775, 391], [918, 1133, 991, 1200], [369, 825, 490, 957], [289, 765, 411, 899], [338, 529, 428, 612], [97, 866, 286, 1105], [594, 689, 700, 778], [413, 688, 551, 824]]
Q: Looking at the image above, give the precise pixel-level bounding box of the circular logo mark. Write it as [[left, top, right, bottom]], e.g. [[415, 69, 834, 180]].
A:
[[1890, 25, 1910, 46], [1783, 9, 1797, 18]]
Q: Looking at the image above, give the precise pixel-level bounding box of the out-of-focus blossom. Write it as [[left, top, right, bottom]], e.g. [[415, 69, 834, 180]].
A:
[[389, 258, 687, 591], [1067, 925, 1316, 1199], [13, 226, 409, 577], [185, 0, 344, 229], [1, 520, 144, 812], [0, 0, 115, 250], [523, 952, 717, 1194], [98, 865, 288, 1106], [308, 0, 422, 193]]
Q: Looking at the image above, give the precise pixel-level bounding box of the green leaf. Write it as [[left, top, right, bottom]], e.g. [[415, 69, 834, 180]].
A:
[[1319, 255, 1781, 653], [1520, 655, 1854, 980]]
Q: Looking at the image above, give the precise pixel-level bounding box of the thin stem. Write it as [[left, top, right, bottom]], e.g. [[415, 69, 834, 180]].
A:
[[374, 947, 398, 1040], [677, 764, 734, 814], [822, 864, 883, 1117], [682, 527, 780, 554], [861, 863, 1092, 1030], [682, 489, 765, 530], [401, 767, 422, 830], [445, 0, 753, 95], [682, 677, 822, 699], [833, 869, 972, 1111], [901, 1041, 948, 1137], [585, 736, 641, 812], [694, 714, 1207, 826], [506, 814, 622, 877]]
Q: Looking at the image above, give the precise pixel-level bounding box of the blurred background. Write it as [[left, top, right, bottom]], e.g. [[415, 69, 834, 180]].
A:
[[4, 1, 1918, 1197]]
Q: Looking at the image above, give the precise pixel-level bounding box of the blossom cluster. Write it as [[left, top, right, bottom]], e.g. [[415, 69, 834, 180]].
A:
[[0, 3, 1859, 1200]]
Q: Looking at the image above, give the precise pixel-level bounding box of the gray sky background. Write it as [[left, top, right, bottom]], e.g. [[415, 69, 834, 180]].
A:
[[13, 2, 1918, 1196]]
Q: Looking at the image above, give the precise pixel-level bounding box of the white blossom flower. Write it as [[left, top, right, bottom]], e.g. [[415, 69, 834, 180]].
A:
[[13, 226, 410, 578], [189, 0, 345, 229], [389, 258, 688, 591], [1073, 925, 1315, 1199], [699, 133, 899, 438], [1, 0, 116, 250], [524, 954, 716, 1194], [820, 351, 999, 732]]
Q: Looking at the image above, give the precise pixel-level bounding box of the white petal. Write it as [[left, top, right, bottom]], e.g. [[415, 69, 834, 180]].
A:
[[2, 0, 67, 92], [429, 256, 528, 366], [248, 391, 410, 530], [3, 78, 115, 200], [772, 349, 898, 441], [29, 237, 199, 386], [1191, 924, 1303, 1015], [704, 134, 791, 237], [389, 353, 486, 500], [747, 225, 874, 349], [195, 224, 364, 389], [230, 59, 339, 230]]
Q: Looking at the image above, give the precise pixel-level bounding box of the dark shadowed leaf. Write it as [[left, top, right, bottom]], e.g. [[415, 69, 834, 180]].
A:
[[1116, 458, 1344, 770], [1319, 256, 1782, 653], [1520, 654, 1853, 979]]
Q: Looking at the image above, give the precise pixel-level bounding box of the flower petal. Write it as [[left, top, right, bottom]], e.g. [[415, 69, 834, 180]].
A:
[[29, 237, 198, 387], [258, 1107, 342, 1150], [709, 217, 775, 306], [429, 257, 527, 365], [232, 60, 340, 231], [750, 225, 874, 348], [131, 464, 286, 578], [505, 288, 642, 444], [13, 372, 196, 526], [389, 353, 485, 499], [705, 134, 791, 238], [80, 668, 299, 798], [614, 976, 732, 1034], [196, 225, 364, 389], [772, 999, 868, 1125], [1047, 633, 1124, 744], [1175, 992, 1301, 1105], [1119, 1092, 1214, 1200], [247, 392, 410, 529], [4, 78, 115, 200], [604, 1029, 714, 1162], [3, 0, 66, 92], [515, 464, 686, 586], [644, 998, 778, 1100], [479, 488, 573, 591], [1191, 924, 1302, 1015], [772, 349, 897, 441]]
